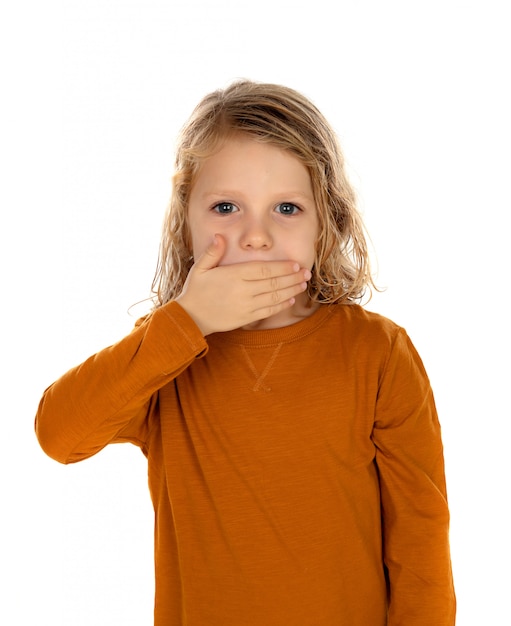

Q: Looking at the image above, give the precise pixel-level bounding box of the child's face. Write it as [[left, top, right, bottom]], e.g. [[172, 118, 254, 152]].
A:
[[187, 135, 319, 271]]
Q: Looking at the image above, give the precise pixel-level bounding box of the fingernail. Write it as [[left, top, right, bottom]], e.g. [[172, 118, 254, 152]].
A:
[[303, 269, 312, 280]]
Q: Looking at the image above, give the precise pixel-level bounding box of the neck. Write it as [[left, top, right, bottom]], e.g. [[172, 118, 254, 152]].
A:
[[241, 295, 319, 331]]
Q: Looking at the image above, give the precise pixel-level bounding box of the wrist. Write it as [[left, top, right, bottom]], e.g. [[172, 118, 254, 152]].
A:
[[174, 295, 212, 336]]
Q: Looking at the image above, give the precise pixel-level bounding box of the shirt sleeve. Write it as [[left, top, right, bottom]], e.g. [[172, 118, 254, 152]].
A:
[[35, 302, 208, 465], [372, 328, 456, 625]]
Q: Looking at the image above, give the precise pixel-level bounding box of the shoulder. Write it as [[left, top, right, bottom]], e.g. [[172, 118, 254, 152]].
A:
[[325, 303, 403, 345], [326, 303, 425, 368], [321, 305, 431, 388], [329, 304, 432, 379]]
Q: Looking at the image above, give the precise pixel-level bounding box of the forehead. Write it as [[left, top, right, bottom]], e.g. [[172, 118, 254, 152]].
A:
[[191, 135, 314, 197]]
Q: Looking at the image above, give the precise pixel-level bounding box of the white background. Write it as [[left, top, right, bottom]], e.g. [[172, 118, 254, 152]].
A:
[[2, 0, 510, 623]]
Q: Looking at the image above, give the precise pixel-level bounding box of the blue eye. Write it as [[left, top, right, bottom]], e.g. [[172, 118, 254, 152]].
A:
[[275, 203, 300, 215], [213, 202, 238, 214]]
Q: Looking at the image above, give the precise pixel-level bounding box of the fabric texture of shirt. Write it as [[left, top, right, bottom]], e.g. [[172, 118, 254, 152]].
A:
[[35, 302, 456, 625]]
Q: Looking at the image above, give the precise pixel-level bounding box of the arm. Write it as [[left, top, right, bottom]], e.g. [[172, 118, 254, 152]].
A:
[[35, 302, 208, 464], [36, 236, 309, 465], [372, 329, 456, 625]]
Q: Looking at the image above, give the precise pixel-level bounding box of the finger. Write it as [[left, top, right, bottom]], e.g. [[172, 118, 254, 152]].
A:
[[255, 269, 311, 296], [250, 295, 298, 322], [252, 279, 308, 311], [236, 260, 303, 282], [194, 234, 226, 272]]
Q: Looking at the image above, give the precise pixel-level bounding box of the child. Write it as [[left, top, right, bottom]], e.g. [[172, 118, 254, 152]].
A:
[[35, 80, 456, 625]]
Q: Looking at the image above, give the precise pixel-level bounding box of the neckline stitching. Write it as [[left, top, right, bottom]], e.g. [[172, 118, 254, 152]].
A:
[[240, 343, 283, 392]]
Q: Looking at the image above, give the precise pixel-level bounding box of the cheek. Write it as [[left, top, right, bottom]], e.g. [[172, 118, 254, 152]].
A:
[[191, 237, 209, 260], [296, 231, 319, 266], [183, 223, 194, 255], [187, 217, 210, 258], [308, 222, 321, 263]]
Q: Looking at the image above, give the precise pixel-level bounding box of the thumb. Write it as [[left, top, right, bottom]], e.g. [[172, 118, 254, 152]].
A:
[[194, 234, 226, 272]]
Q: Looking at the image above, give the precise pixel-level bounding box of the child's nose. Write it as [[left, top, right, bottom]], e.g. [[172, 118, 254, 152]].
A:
[[239, 215, 273, 250]]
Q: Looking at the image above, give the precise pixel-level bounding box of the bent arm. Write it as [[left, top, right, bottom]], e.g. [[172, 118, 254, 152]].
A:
[[372, 329, 456, 625], [35, 302, 208, 464]]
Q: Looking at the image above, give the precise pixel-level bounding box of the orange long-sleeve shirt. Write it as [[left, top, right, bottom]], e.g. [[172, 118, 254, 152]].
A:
[[35, 302, 455, 625]]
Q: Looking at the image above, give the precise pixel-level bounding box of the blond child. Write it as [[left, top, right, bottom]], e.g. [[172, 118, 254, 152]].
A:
[[36, 80, 456, 625]]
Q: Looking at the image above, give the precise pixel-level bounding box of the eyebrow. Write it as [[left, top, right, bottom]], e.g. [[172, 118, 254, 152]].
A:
[[203, 190, 315, 203]]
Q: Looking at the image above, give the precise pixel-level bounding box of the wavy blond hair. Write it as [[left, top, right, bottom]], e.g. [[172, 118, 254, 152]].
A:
[[152, 79, 375, 307]]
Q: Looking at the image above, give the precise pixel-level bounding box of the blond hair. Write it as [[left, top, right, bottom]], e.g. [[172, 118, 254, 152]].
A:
[[152, 80, 375, 307]]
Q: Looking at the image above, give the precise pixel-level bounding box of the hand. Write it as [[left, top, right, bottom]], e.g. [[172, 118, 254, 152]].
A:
[[175, 235, 311, 335]]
